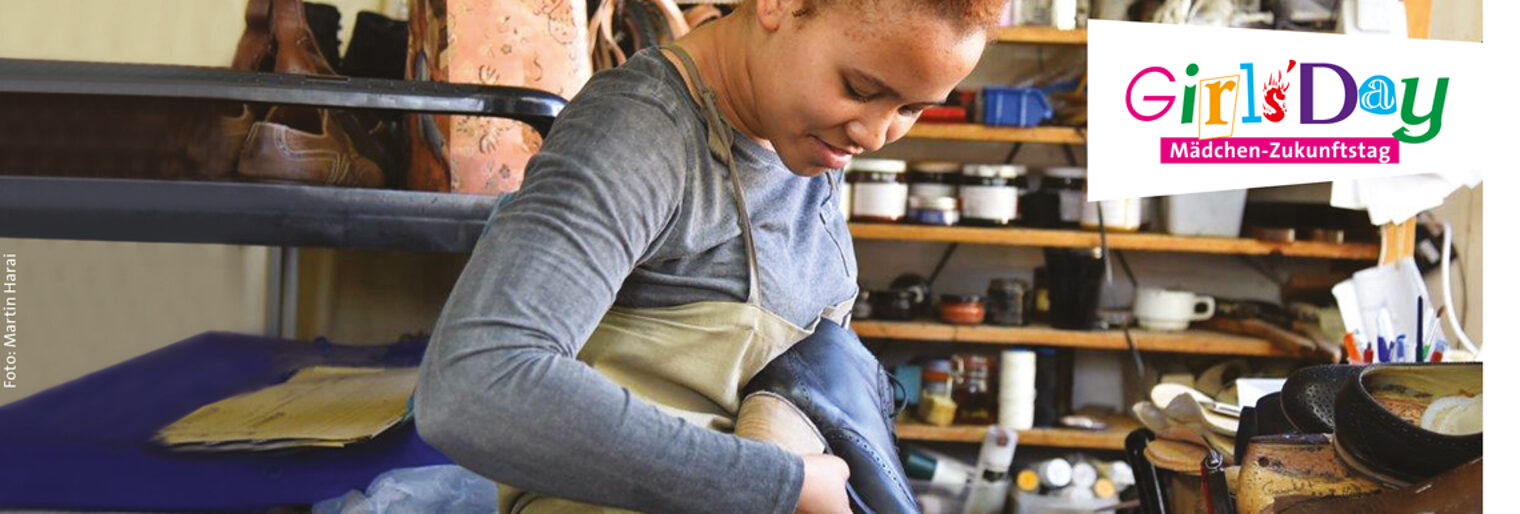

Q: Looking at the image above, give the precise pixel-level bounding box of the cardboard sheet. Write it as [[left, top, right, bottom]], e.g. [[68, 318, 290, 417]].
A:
[[155, 366, 418, 452]]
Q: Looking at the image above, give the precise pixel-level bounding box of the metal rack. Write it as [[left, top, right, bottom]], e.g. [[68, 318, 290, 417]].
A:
[[0, 57, 565, 337]]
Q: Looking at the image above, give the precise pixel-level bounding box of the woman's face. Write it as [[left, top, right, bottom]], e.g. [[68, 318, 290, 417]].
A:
[[748, 0, 986, 176]]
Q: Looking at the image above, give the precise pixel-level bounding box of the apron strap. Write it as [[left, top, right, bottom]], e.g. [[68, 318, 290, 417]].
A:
[[661, 43, 764, 307]]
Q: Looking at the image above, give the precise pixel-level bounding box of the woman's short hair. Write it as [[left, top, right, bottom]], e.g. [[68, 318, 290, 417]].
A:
[[746, 0, 1006, 34]]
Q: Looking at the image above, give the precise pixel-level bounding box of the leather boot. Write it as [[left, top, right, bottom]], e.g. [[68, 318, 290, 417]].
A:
[[303, 2, 344, 71], [742, 320, 919, 514], [342, 11, 408, 80], [232, 0, 275, 72]]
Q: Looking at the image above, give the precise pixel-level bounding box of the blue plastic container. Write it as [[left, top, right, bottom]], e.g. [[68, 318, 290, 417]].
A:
[[981, 86, 1053, 127]]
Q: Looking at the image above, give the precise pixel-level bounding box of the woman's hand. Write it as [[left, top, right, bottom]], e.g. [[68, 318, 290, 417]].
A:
[[796, 454, 852, 513]]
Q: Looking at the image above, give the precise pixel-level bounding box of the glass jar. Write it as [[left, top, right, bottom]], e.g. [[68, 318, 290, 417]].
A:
[[851, 289, 872, 320], [837, 176, 853, 221], [890, 273, 933, 319], [871, 289, 916, 321], [959, 164, 1024, 227], [908, 161, 960, 200], [1043, 166, 1087, 227], [986, 278, 1030, 326], [939, 294, 986, 325], [952, 353, 996, 425], [907, 196, 960, 226], [847, 159, 908, 223]]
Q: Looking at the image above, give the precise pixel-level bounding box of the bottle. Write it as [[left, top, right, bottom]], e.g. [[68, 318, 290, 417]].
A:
[[963, 426, 1018, 514], [952, 354, 996, 425]]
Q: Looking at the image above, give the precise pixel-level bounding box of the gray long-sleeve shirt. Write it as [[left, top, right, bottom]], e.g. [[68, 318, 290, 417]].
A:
[[413, 47, 859, 513]]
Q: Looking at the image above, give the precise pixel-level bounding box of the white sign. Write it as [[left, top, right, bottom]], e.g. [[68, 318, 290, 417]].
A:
[[1086, 20, 1493, 201]]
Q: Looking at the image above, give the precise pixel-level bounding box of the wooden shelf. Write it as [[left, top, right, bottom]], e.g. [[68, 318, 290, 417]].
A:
[[853, 320, 1302, 357], [897, 424, 1126, 450], [904, 124, 1085, 144], [991, 27, 1088, 45], [849, 224, 1380, 260]]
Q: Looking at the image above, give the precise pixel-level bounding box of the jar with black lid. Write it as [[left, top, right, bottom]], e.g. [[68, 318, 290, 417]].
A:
[[1043, 166, 1086, 227], [908, 161, 960, 200], [871, 289, 916, 321], [959, 164, 1025, 227], [986, 278, 1030, 326], [847, 159, 909, 223]]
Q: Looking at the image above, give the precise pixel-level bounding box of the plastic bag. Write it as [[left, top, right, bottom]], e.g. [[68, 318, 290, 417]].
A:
[[313, 464, 497, 514]]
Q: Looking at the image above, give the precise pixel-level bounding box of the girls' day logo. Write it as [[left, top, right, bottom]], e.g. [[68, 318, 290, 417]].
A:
[[1085, 20, 1490, 201], [1123, 59, 1450, 164]]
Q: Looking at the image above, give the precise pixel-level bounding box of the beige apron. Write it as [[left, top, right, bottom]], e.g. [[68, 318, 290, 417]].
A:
[[498, 44, 853, 513]]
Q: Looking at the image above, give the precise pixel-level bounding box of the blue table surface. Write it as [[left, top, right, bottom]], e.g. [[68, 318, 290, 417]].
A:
[[0, 331, 453, 511]]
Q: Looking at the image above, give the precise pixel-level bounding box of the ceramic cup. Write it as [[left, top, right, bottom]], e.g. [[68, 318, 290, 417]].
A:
[[1134, 287, 1215, 331]]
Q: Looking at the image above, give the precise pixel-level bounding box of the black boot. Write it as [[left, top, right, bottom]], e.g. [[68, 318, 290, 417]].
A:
[[341, 11, 408, 80], [743, 320, 919, 514], [302, 2, 343, 72]]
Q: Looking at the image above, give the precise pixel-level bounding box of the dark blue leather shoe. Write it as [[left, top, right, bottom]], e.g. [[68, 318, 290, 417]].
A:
[[743, 320, 919, 514]]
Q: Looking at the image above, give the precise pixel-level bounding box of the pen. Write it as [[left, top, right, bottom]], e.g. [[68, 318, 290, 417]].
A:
[[1416, 297, 1424, 363], [1343, 332, 1360, 364], [1376, 335, 1389, 363], [1395, 334, 1407, 363]]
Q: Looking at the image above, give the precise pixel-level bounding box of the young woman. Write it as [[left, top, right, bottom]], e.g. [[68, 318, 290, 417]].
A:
[[416, 0, 1000, 511]]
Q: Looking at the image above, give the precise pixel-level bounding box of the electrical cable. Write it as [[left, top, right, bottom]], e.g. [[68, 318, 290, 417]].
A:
[[1441, 221, 1478, 355]]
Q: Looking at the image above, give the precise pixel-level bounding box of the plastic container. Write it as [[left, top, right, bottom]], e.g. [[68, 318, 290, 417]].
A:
[[982, 87, 1053, 127], [910, 478, 1009, 514], [1080, 198, 1143, 232], [1012, 491, 1120, 514], [1162, 189, 1248, 237], [909, 196, 961, 226]]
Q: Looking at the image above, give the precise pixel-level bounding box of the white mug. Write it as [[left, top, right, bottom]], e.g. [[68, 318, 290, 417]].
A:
[[1134, 287, 1215, 331]]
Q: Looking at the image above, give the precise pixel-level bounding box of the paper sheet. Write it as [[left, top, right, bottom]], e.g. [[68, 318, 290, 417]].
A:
[[1330, 170, 1482, 225], [155, 366, 418, 452]]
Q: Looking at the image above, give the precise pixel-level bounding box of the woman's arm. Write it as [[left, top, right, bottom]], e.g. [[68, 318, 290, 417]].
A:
[[413, 88, 806, 513]]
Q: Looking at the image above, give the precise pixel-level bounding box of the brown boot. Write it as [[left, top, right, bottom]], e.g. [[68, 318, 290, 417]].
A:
[[232, 0, 275, 72]]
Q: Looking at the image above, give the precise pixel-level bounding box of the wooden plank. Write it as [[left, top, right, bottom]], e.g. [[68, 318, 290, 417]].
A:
[[991, 27, 1088, 45], [1405, 0, 1431, 39], [853, 321, 955, 341], [896, 424, 1128, 450], [905, 124, 1086, 144], [853, 321, 1294, 357], [848, 224, 1380, 260], [1379, 218, 1416, 265]]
